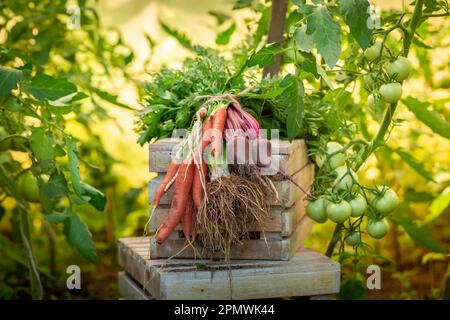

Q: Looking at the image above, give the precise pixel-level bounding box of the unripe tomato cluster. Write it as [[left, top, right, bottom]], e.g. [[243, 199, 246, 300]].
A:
[[309, 141, 400, 246], [362, 40, 413, 109]]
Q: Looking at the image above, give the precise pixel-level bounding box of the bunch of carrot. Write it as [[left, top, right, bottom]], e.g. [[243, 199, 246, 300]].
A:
[[153, 105, 228, 244]]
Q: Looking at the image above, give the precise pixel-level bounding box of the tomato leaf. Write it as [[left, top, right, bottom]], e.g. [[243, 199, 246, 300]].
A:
[[233, 0, 254, 10], [92, 88, 134, 110], [80, 182, 107, 211], [306, 6, 342, 68], [45, 211, 69, 223], [63, 210, 97, 263], [294, 25, 313, 53], [248, 43, 284, 68], [340, 0, 372, 50], [281, 74, 304, 141], [42, 172, 69, 198], [391, 147, 435, 182], [30, 127, 54, 171], [254, 7, 270, 45], [208, 11, 230, 26], [22, 74, 77, 101], [423, 187, 450, 225], [65, 137, 83, 197], [159, 21, 193, 50], [0, 67, 23, 96], [216, 21, 236, 45], [402, 97, 450, 140], [393, 217, 445, 252]]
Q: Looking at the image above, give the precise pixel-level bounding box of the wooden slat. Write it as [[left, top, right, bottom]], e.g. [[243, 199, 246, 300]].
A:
[[147, 215, 311, 261], [149, 198, 306, 237], [149, 138, 305, 155], [118, 272, 153, 300], [149, 163, 314, 208], [117, 236, 340, 300]]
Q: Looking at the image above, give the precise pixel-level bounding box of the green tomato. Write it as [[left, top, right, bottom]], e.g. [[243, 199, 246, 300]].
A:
[[386, 57, 412, 81], [17, 171, 40, 203], [333, 166, 358, 191], [372, 188, 399, 215], [363, 73, 376, 90], [364, 41, 382, 61], [306, 198, 328, 223], [367, 219, 389, 239], [349, 194, 367, 217], [326, 201, 352, 223], [345, 231, 361, 246], [379, 82, 402, 103], [326, 142, 346, 169]]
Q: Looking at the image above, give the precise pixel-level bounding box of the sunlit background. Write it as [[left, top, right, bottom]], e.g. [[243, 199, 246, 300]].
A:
[[1, 0, 449, 300]]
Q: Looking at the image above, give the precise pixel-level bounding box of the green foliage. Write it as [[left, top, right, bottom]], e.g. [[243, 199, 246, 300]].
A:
[[340, 0, 372, 50], [306, 6, 342, 68], [402, 97, 450, 140], [0, 67, 23, 95], [63, 210, 97, 263], [280, 74, 304, 141], [0, 0, 138, 298], [393, 217, 445, 253]]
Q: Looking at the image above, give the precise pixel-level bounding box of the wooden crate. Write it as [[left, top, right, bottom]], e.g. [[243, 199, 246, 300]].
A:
[[117, 237, 340, 300], [148, 138, 314, 260]]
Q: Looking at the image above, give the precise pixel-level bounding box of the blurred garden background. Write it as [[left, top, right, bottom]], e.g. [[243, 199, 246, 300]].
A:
[[0, 0, 449, 299]]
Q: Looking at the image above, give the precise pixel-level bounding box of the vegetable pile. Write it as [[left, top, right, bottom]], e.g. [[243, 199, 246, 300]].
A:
[[150, 98, 282, 260]]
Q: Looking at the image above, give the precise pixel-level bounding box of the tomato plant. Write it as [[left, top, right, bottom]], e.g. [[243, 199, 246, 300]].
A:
[[0, 0, 137, 299]]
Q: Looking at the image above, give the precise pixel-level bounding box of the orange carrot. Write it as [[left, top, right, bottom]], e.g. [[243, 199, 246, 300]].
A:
[[182, 196, 194, 239], [210, 106, 227, 157], [201, 116, 213, 151], [191, 207, 198, 239], [156, 162, 194, 244], [192, 161, 208, 209], [153, 161, 179, 208]]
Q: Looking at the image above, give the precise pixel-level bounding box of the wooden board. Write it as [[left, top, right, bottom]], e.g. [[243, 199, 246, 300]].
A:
[[117, 236, 340, 300], [149, 138, 305, 155], [148, 215, 312, 261], [149, 163, 314, 208], [148, 138, 309, 175], [149, 195, 309, 237], [118, 271, 153, 300]]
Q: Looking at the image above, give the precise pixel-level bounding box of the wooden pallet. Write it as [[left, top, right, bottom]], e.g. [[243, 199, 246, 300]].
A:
[[117, 237, 340, 300]]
